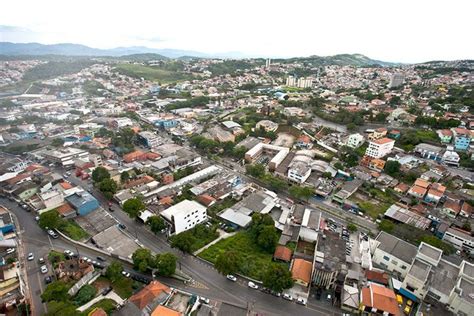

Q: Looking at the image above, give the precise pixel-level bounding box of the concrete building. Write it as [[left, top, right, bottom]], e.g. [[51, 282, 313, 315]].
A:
[[365, 138, 395, 159], [371, 231, 417, 278], [360, 283, 400, 316], [446, 261, 474, 316], [65, 191, 100, 216], [287, 160, 311, 184], [346, 133, 365, 148], [442, 148, 460, 166], [388, 73, 404, 88], [443, 227, 474, 253], [160, 200, 207, 235], [43, 147, 88, 168], [255, 120, 278, 132], [137, 131, 160, 148], [245, 143, 289, 171]]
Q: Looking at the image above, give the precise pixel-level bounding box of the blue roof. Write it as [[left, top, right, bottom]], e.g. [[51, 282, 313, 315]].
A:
[[66, 191, 97, 208]]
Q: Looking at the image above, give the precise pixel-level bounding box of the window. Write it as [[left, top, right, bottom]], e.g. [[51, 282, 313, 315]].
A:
[[383, 255, 390, 261], [391, 260, 398, 265], [401, 265, 407, 270], [406, 285, 416, 292]]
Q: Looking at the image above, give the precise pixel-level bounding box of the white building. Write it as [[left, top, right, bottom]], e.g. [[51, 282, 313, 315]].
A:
[[346, 133, 365, 148], [443, 227, 474, 253], [446, 261, 474, 316], [43, 147, 88, 168], [286, 76, 297, 87], [160, 200, 207, 235], [388, 73, 404, 88], [365, 137, 395, 158], [288, 160, 311, 184], [442, 149, 460, 166]]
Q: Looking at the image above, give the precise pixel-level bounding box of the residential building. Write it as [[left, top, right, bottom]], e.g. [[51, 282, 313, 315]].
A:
[[442, 149, 460, 166], [296, 135, 313, 149], [442, 200, 462, 218], [160, 200, 207, 235], [137, 131, 161, 148], [452, 128, 472, 151], [291, 258, 313, 287], [442, 227, 474, 253], [346, 133, 364, 148], [65, 191, 99, 216], [371, 231, 417, 278], [388, 73, 404, 88], [446, 261, 474, 316], [360, 283, 400, 316], [255, 120, 278, 132], [288, 160, 311, 184], [43, 147, 88, 168], [368, 128, 387, 141], [365, 138, 395, 159], [424, 183, 446, 204], [388, 129, 401, 140], [126, 281, 172, 315], [414, 143, 443, 161], [437, 129, 453, 143]]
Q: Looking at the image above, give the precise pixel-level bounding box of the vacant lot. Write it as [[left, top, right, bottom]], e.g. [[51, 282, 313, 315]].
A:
[[198, 231, 286, 280]]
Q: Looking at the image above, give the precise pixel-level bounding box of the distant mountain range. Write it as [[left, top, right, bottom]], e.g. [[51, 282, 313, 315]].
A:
[[0, 42, 399, 66]]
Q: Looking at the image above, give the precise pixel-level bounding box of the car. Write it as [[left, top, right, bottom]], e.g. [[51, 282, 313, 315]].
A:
[[63, 174, 69, 178], [64, 250, 73, 256], [27, 253, 34, 261], [404, 305, 411, 315], [296, 298, 307, 305], [270, 290, 281, 297], [396, 294, 403, 305], [21, 204, 27, 209], [226, 274, 237, 282], [260, 287, 271, 294], [122, 271, 131, 278], [40, 265, 48, 274], [248, 281, 259, 289], [6, 248, 15, 254], [38, 257, 45, 264], [118, 223, 126, 230], [35, 216, 40, 221], [282, 293, 293, 301], [102, 286, 113, 295], [47, 230, 58, 239], [199, 296, 210, 304], [96, 256, 106, 262], [44, 276, 52, 284], [406, 299, 413, 306]]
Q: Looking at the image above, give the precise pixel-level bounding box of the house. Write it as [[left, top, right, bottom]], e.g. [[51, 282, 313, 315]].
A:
[[452, 128, 472, 151], [365, 138, 395, 159], [442, 149, 460, 166], [151, 306, 182, 316], [296, 135, 313, 149], [137, 131, 161, 148], [12, 182, 38, 201], [407, 178, 430, 199], [368, 127, 387, 141], [255, 120, 278, 132], [65, 191, 99, 216], [341, 284, 359, 313], [394, 183, 410, 194], [291, 258, 312, 287], [128, 281, 172, 314], [459, 202, 473, 218], [368, 158, 386, 172], [372, 231, 418, 278], [437, 129, 453, 143], [388, 129, 401, 140], [160, 200, 207, 235], [346, 133, 365, 148], [424, 183, 446, 204], [360, 283, 400, 316], [273, 245, 292, 262], [442, 200, 462, 218]]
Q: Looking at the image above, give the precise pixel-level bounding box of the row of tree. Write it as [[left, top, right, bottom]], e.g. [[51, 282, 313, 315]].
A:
[[91, 167, 117, 199]]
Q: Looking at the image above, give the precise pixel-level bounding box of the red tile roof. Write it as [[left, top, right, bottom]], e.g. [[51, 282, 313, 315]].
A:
[[291, 259, 312, 285], [151, 306, 182, 316], [56, 203, 75, 216], [129, 281, 171, 310], [365, 270, 389, 285], [361, 284, 400, 316], [60, 182, 73, 190], [273, 246, 292, 262], [373, 137, 394, 145]]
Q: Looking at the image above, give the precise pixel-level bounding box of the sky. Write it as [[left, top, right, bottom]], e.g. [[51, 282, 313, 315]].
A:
[[0, 0, 473, 63]]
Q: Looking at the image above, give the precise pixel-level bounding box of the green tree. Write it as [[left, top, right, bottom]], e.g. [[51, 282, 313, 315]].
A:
[[322, 172, 332, 179], [92, 166, 110, 183], [257, 225, 278, 252], [44, 301, 80, 316], [155, 253, 177, 277], [245, 164, 265, 178], [232, 146, 247, 159], [39, 210, 61, 229], [120, 171, 130, 183], [347, 123, 357, 131], [98, 178, 118, 200], [132, 248, 153, 272], [215, 250, 242, 275], [384, 160, 401, 177], [73, 284, 96, 305], [378, 219, 395, 233], [106, 261, 123, 282], [289, 185, 314, 201], [123, 198, 146, 218], [41, 281, 70, 302], [262, 264, 294, 293], [347, 223, 358, 233], [51, 138, 65, 147], [147, 216, 166, 234], [170, 232, 194, 253]]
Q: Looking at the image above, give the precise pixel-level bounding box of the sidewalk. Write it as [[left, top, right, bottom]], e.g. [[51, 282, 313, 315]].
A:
[[193, 230, 236, 256]]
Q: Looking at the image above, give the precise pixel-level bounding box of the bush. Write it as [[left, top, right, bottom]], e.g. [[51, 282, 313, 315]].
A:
[[74, 285, 96, 305]]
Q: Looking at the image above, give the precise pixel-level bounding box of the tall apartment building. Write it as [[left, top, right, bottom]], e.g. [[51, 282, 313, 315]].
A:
[[388, 73, 404, 88], [365, 138, 395, 158]]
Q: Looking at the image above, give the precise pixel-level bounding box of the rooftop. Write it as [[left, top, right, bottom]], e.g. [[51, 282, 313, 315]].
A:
[[375, 231, 418, 265], [430, 260, 460, 296], [291, 258, 312, 284], [161, 200, 206, 222], [408, 258, 431, 282]]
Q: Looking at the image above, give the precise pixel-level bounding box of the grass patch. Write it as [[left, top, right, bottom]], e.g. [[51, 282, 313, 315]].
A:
[[114, 63, 192, 84], [59, 220, 89, 241], [198, 231, 285, 280], [81, 299, 116, 316], [353, 198, 391, 220], [170, 224, 220, 253], [111, 277, 133, 299]]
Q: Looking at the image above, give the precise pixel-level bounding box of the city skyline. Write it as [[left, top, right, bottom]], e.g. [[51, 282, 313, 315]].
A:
[[1, 0, 473, 63]]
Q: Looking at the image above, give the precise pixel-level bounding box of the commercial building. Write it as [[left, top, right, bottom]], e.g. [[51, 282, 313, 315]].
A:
[[383, 204, 431, 230], [42, 147, 88, 168], [442, 227, 474, 253], [365, 138, 395, 159], [245, 143, 289, 171], [346, 133, 365, 148], [160, 200, 207, 235], [65, 191, 100, 216], [287, 160, 311, 184], [137, 131, 161, 148]]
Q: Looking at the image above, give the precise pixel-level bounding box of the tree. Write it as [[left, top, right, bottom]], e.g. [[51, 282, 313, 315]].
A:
[[170, 232, 194, 253], [462, 222, 471, 232], [98, 178, 118, 200], [41, 281, 70, 302], [347, 223, 358, 233], [384, 161, 401, 177], [334, 162, 344, 170], [120, 171, 130, 183], [232, 146, 247, 159], [347, 123, 357, 131], [106, 261, 123, 282], [73, 284, 96, 305], [378, 219, 395, 233], [262, 264, 294, 293], [44, 301, 80, 316], [92, 166, 110, 183], [322, 172, 332, 179], [289, 185, 314, 201], [245, 164, 265, 178], [51, 138, 65, 147], [123, 198, 146, 218], [215, 250, 242, 275], [155, 253, 177, 277], [39, 210, 61, 229], [132, 248, 153, 272], [147, 216, 166, 234], [257, 225, 278, 252]]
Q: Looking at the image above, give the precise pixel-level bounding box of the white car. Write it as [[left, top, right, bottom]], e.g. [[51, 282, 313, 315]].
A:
[[6, 248, 15, 254], [40, 265, 48, 274], [283, 293, 293, 301], [64, 250, 73, 256], [296, 298, 307, 305], [199, 297, 210, 304], [226, 274, 237, 282], [248, 281, 259, 290], [27, 253, 34, 261], [122, 271, 131, 278]]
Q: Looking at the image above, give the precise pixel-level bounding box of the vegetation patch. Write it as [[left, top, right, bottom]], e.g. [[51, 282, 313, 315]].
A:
[[114, 63, 192, 83]]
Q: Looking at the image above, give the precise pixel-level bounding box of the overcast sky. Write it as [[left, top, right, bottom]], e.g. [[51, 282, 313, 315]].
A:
[[1, 0, 473, 63]]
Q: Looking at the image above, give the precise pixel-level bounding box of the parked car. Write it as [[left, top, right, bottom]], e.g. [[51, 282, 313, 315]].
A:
[[248, 281, 259, 290], [6, 248, 15, 254], [102, 286, 113, 295], [226, 274, 237, 282], [38, 257, 45, 264], [35, 216, 40, 221], [122, 271, 131, 278], [296, 298, 307, 305], [282, 293, 293, 301], [271, 290, 281, 297], [96, 256, 106, 262], [40, 265, 48, 274], [44, 276, 52, 284], [199, 296, 210, 304], [64, 250, 74, 257], [118, 223, 126, 230], [27, 253, 34, 261], [47, 230, 58, 239]]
